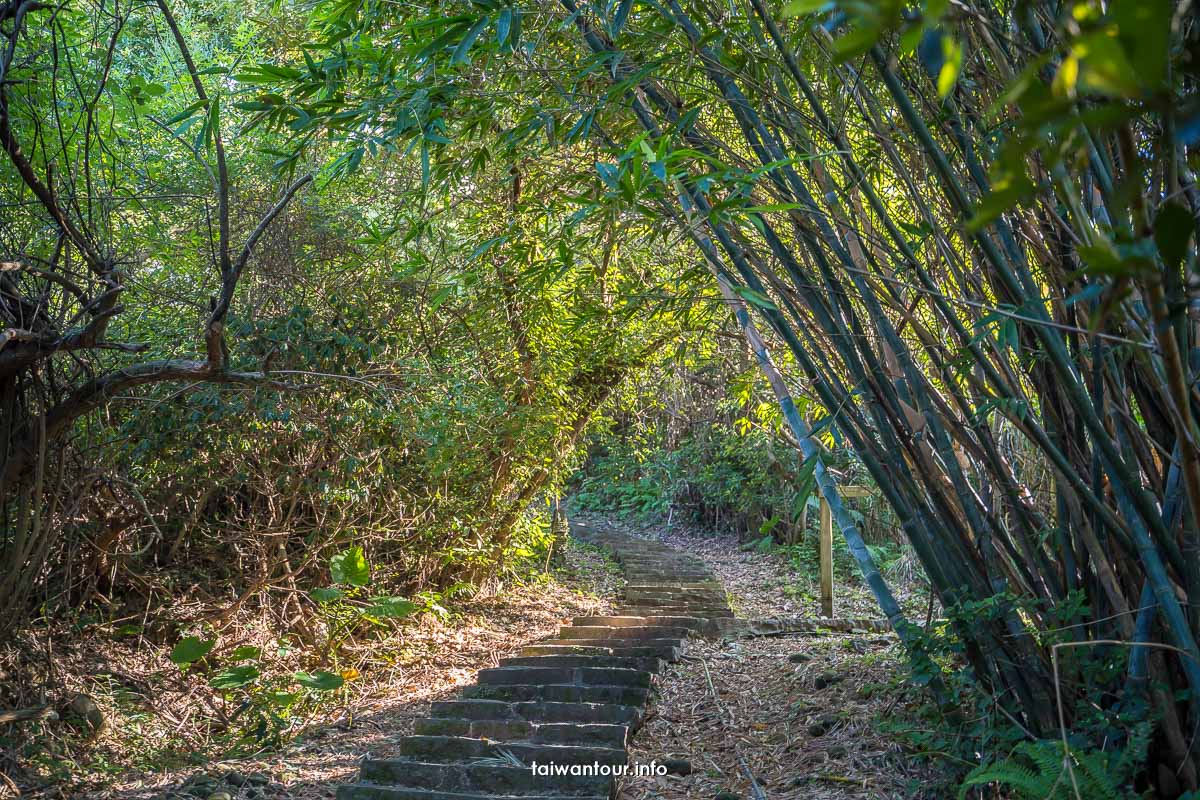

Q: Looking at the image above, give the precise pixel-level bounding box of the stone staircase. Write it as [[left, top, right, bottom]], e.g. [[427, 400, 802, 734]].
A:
[[336, 522, 731, 800]]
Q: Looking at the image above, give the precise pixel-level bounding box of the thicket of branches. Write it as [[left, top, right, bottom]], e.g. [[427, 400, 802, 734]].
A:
[[0, 0, 687, 650]]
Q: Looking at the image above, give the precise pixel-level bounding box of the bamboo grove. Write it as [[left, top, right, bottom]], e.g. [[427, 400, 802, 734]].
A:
[[248, 0, 1200, 789]]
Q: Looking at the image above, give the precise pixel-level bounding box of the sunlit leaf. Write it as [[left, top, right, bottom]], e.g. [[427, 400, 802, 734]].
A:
[[294, 670, 344, 691], [170, 636, 215, 666], [330, 546, 370, 586]]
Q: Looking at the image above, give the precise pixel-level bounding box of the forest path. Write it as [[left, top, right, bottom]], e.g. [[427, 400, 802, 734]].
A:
[[335, 521, 733, 799]]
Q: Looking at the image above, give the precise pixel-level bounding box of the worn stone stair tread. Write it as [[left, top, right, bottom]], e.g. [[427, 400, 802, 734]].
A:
[[429, 699, 643, 726], [621, 606, 734, 618], [339, 784, 607, 800], [500, 654, 664, 673], [360, 758, 612, 795], [558, 625, 692, 640], [477, 665, 652, 688], [400, 735, 627, 765], [624, 593, 718, 599], [620, 607, 723, 614], [462, 683, 652, 705], [537, 634, 685, 645], [573, 615, 708, 629], [535, 637, 685, 649], [413, 717, 629, 746], [520, 643, 680, 662]]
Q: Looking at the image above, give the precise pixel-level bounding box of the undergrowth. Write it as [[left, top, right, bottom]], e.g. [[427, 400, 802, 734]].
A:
[[875, 594, 1176, 799], [1, 523, 617, 795]]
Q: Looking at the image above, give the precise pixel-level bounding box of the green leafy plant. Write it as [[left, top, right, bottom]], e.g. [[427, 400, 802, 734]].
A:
[[959, 741, 1135, 800]]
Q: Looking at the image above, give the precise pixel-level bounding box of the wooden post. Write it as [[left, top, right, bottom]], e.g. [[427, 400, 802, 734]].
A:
[[819, 496, 834, 618], [818, 486, 870, 619]]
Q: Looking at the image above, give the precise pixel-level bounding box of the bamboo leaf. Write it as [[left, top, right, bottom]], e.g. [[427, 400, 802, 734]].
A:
[[734, 286, 777, 310], [936, 36, 962, 98], [452, 16, 491, 65], [496, 7, 512, 45], [782, 0, 830, 17], [1155, 202, 1196, 274]]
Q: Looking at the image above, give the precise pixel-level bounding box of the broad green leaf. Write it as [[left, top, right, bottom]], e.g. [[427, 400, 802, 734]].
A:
[[734, 286, 777, 310], [740, 203, 803, 213], [294, 670, 345, 691], [170, 635, 215, 666], [310, 586, 344, 603], [366, 596, 421, 618], [330, 546, 370, 586], [230, 645, 262, 661], [1052, 54, 1079, 97], [1077, 241, 1151, 278], [165, 100, 206, 127], [210, 665, 260, 690], [611, 0, 633, 34], [1065, 283, 1105, 307], [596, 162, 620, 189], [1073, 32, 1140, 98], [966, 172, 1034, 232], [496, 8, 513, 44], [1111, 0, 1170, 89], [924, 0, 948, 21], [833, 25, 881, 62]]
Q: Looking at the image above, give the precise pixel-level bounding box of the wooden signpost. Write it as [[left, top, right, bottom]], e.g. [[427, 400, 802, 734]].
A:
[[819, 485, 870, 618]]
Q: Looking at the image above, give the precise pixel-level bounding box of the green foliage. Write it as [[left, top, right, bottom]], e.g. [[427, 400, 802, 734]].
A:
[[293, 671, 344, 691], [169, 636, 216, 668], [330, 546, 370, 587], [885, 595, 1156, 796], [959, 740, 1138, 800]]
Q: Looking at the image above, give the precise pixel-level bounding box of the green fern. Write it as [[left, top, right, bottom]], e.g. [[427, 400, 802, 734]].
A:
[[958, 740, 1134, 800]]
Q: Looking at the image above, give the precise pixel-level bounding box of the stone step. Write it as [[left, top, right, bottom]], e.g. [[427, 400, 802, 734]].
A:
[[340, 784, 607, 800], [413, 717, 628, 747], [619, 585, 720, 592], [359, 758, 612, 796], [624, 570, 712, 578], [620, 605, 733, 618], [619, 599, 729, 608], [463, 682, 651, 706], [400, 735, 626, 766], [624, 585, 723, 593], [558, 625, 692, 641], [430, 699, 643, 726], [625, 591, 726, 603], [477, 665, 652, 689], [521, 643, 681, 661], [536, 637, 685, 651], [500, 655, 664, 673], [574, 615, 707, 630]]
